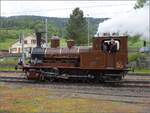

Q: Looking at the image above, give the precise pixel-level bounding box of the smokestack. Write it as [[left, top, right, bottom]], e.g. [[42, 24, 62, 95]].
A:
[[36, 32, 42, 47]]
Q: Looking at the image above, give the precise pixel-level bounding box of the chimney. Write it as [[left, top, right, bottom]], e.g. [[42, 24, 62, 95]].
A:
[[36, 32, 42, 47]]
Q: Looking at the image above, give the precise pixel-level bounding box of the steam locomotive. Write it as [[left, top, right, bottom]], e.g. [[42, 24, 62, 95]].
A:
[[19, 32, 128, 82]]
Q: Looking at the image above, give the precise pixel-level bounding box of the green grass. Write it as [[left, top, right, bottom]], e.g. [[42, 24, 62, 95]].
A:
[[0, 67, 16, 71], [127, 35, 148, 49], [0, 29, 32, 50], [0, 57, 18, 71], [0, 85, 144, 113], [128, 52, 148, 62], [128, 52, 140, 62], [0, 38, 16, 51], [128, 52, 150, 74], [129, 68, 150, 74], [128, 39, 143, 49], [0, 57, 18, 65]]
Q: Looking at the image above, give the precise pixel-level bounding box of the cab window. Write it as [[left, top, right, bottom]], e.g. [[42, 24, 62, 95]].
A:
[[101, 39, 120, 53]]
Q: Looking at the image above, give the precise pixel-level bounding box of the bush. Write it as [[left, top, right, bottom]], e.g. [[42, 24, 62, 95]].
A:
[[128, 52, 140, 62], [128, 52, 147, 62]]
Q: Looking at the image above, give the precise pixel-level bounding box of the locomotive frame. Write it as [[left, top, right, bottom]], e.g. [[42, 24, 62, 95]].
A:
[[20, 32, 128, 82]]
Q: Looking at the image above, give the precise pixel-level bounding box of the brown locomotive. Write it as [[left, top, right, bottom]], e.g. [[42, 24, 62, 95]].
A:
[[20, 32, 128, 82]]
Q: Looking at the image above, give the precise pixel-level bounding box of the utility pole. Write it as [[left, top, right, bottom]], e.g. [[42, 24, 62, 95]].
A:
[[21, 32, 25, 64], [45, 18, 48, 48], [149, 32, 150, 54], [87, 14, 90, 46]]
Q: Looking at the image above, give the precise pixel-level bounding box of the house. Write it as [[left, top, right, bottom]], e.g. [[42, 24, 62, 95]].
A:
[[9, 35, 45, 57]]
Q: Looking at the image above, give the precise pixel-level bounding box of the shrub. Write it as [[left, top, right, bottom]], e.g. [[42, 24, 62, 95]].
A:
[[128, 52, 140, 62]]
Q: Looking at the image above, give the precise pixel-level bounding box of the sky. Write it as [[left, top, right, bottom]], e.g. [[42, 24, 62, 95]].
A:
[[1, 1, 136, 18]]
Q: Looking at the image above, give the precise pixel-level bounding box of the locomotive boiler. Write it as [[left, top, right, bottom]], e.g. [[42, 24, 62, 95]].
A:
[[20, 32, 128, 82]]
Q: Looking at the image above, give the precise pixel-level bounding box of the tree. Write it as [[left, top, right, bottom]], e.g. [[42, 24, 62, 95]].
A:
[[66, 7, 88, 45], [33, 22, 45, 33], [134, 0, 147, 9]]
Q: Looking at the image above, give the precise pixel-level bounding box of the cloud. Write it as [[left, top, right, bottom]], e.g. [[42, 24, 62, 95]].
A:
[[1, 1, 135, 18], [96, 4, 149, 40]]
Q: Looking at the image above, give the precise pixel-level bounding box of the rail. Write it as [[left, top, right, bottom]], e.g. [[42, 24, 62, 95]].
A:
[[0, 70, 149, 76], [0, 53, 21, 58]]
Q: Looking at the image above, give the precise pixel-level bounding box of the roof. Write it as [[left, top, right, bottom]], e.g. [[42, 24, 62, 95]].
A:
[[12, 35, 35, 44]]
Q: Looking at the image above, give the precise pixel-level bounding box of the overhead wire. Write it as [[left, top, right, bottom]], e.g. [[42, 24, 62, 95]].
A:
[[2, 3, 134, 15]]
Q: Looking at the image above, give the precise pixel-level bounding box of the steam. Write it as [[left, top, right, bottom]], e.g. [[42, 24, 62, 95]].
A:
[[96, 3, 149, 40]]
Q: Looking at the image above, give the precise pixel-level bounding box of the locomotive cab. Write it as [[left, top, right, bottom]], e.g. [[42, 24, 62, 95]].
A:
[[80, 35, 128, 80], [80, 35, 128, 70]]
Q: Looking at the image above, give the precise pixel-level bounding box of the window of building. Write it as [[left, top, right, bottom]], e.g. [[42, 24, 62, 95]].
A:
[[31, 39, 36, 44], [24, 48, 29, 52], [24, 40, 27, 44], [11, 48, 17, 52]]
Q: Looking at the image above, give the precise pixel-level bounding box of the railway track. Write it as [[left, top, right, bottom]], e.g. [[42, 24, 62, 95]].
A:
[[0, 74, 149, 87], [0, 71, 150, 89], [0, 74, 149, 89], [0, 70, 149, 75], [0, 70, 23, 73], [0, 76, 150, 105], [0, 72, 150, 106]]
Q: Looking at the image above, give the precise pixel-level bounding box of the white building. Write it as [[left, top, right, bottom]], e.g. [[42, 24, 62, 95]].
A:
[[9, 35, 45, 57]]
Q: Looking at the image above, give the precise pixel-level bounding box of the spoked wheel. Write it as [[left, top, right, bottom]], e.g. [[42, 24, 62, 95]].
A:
[[92, 73, 105, 83], [113, 76, 123, 81], [48, 77, 56, 82], [40, 68, 60, 82], [26, 69, 41, 80]]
